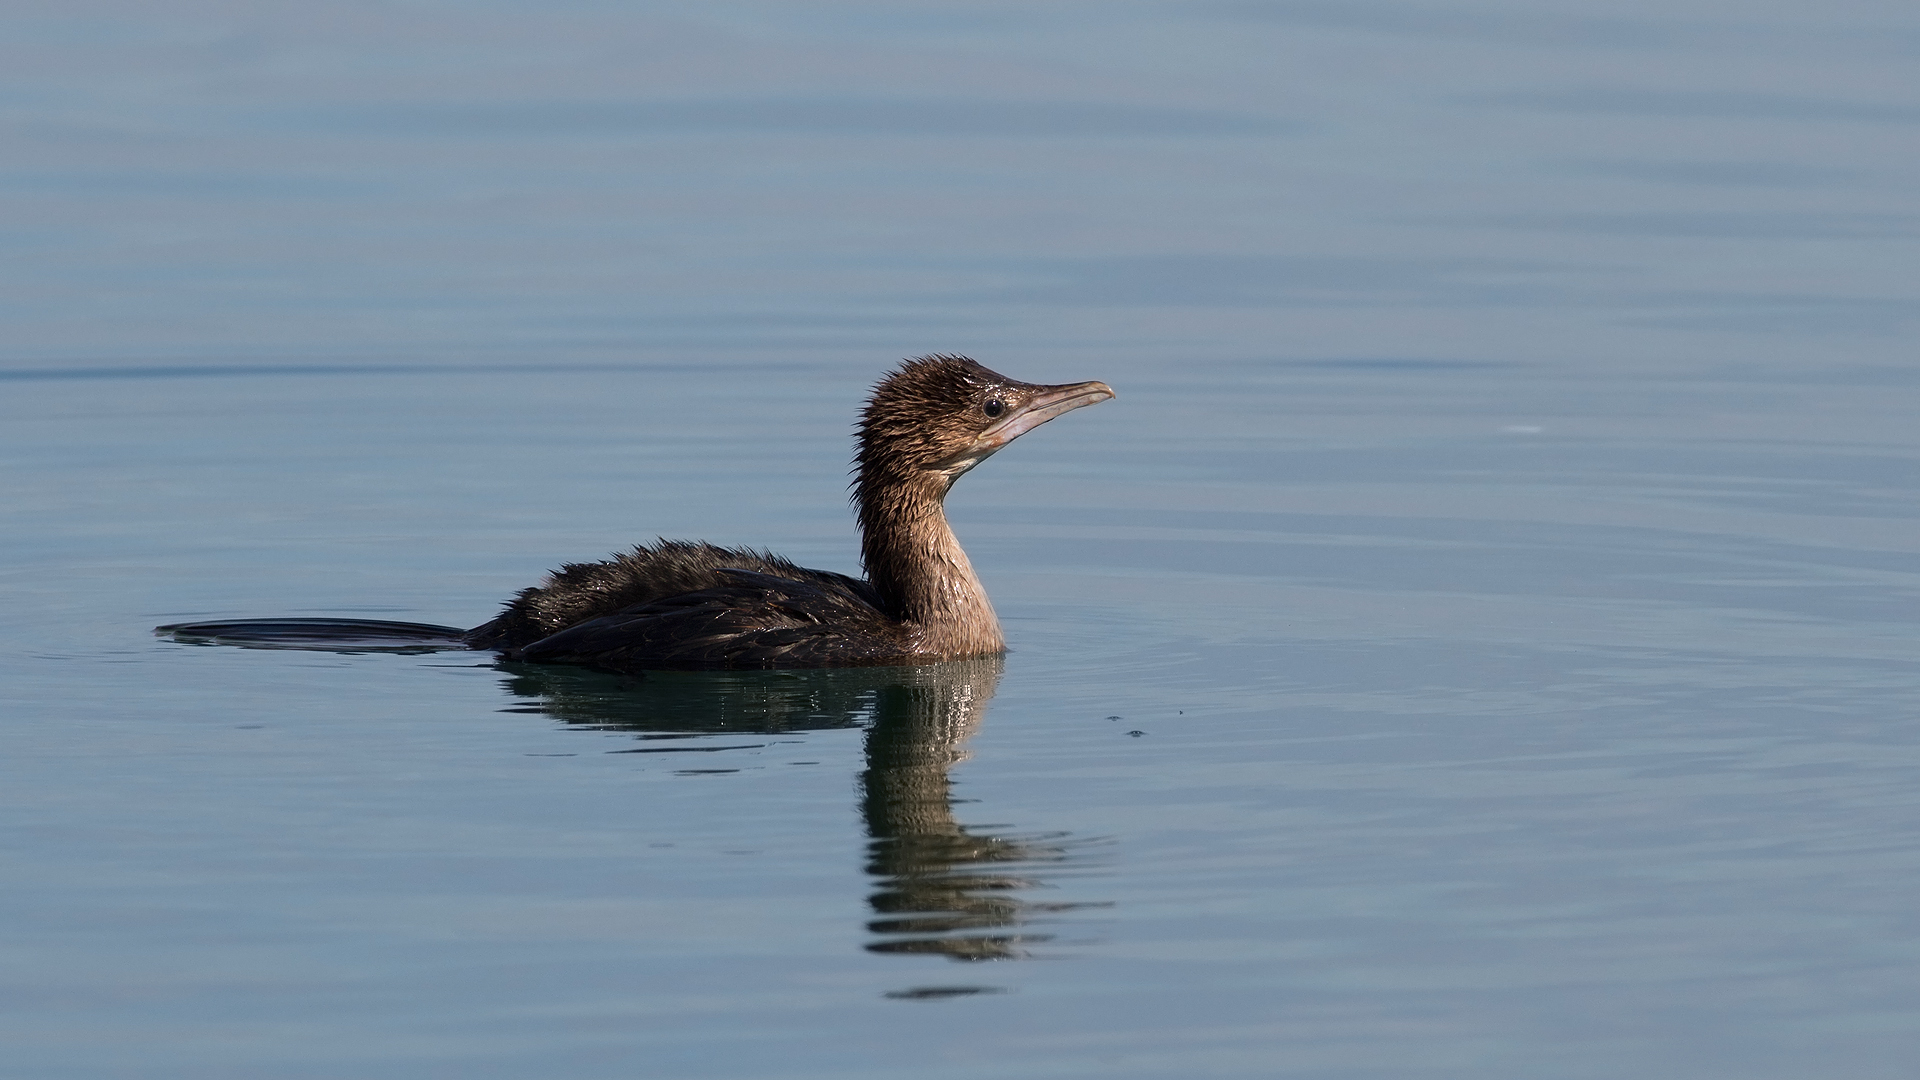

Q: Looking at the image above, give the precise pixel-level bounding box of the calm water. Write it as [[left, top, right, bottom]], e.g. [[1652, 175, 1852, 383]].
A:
[[4, 2, 1918, 1077]]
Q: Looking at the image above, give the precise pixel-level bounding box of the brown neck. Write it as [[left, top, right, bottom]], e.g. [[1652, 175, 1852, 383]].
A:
[[857, 472, 1004, 659]]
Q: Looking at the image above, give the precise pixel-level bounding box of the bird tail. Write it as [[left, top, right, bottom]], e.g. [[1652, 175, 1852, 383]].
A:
[[154, 617, 474, 652]]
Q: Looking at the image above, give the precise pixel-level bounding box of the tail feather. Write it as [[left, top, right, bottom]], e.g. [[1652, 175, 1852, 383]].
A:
[[155, 618, 474, 652]]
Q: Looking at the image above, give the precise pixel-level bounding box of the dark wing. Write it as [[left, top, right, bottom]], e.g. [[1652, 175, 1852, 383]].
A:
[[513, 569, 912, 672], [464, 540, 885, 651]]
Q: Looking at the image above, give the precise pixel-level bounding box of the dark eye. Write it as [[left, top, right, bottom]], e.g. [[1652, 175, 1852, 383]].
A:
[[983, 399, 1005, 418]]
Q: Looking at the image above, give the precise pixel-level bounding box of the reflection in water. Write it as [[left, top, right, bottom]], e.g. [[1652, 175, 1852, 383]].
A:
[[501, 658, 1104, 962], [860, 659, 1094, 961], [497, 661, 878, 737]]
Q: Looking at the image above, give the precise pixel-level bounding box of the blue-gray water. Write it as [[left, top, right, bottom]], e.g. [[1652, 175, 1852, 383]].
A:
[[4, 2, 1918, 1077]]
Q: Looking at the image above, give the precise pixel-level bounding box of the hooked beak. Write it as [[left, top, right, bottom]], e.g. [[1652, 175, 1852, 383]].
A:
[[981, 380, 1115, 450], [940, 379, 1116, 476]]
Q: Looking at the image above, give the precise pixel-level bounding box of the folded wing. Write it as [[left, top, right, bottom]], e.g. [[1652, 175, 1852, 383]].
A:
[[514, 568, 912, 672]]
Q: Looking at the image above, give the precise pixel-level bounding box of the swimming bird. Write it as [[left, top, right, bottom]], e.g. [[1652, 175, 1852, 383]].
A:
[[157, 355, 1113, 673]]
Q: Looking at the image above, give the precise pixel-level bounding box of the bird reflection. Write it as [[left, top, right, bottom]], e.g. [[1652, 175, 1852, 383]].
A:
[[859, 659, 1086, 960], [500, 657, 1101, 960]]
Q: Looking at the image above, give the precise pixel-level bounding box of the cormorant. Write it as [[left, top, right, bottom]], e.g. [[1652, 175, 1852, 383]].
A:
[[158, 355, 1113, 673]]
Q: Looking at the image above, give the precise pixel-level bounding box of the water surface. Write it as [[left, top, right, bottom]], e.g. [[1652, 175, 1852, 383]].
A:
[[3, 2, 1918, 1077]]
